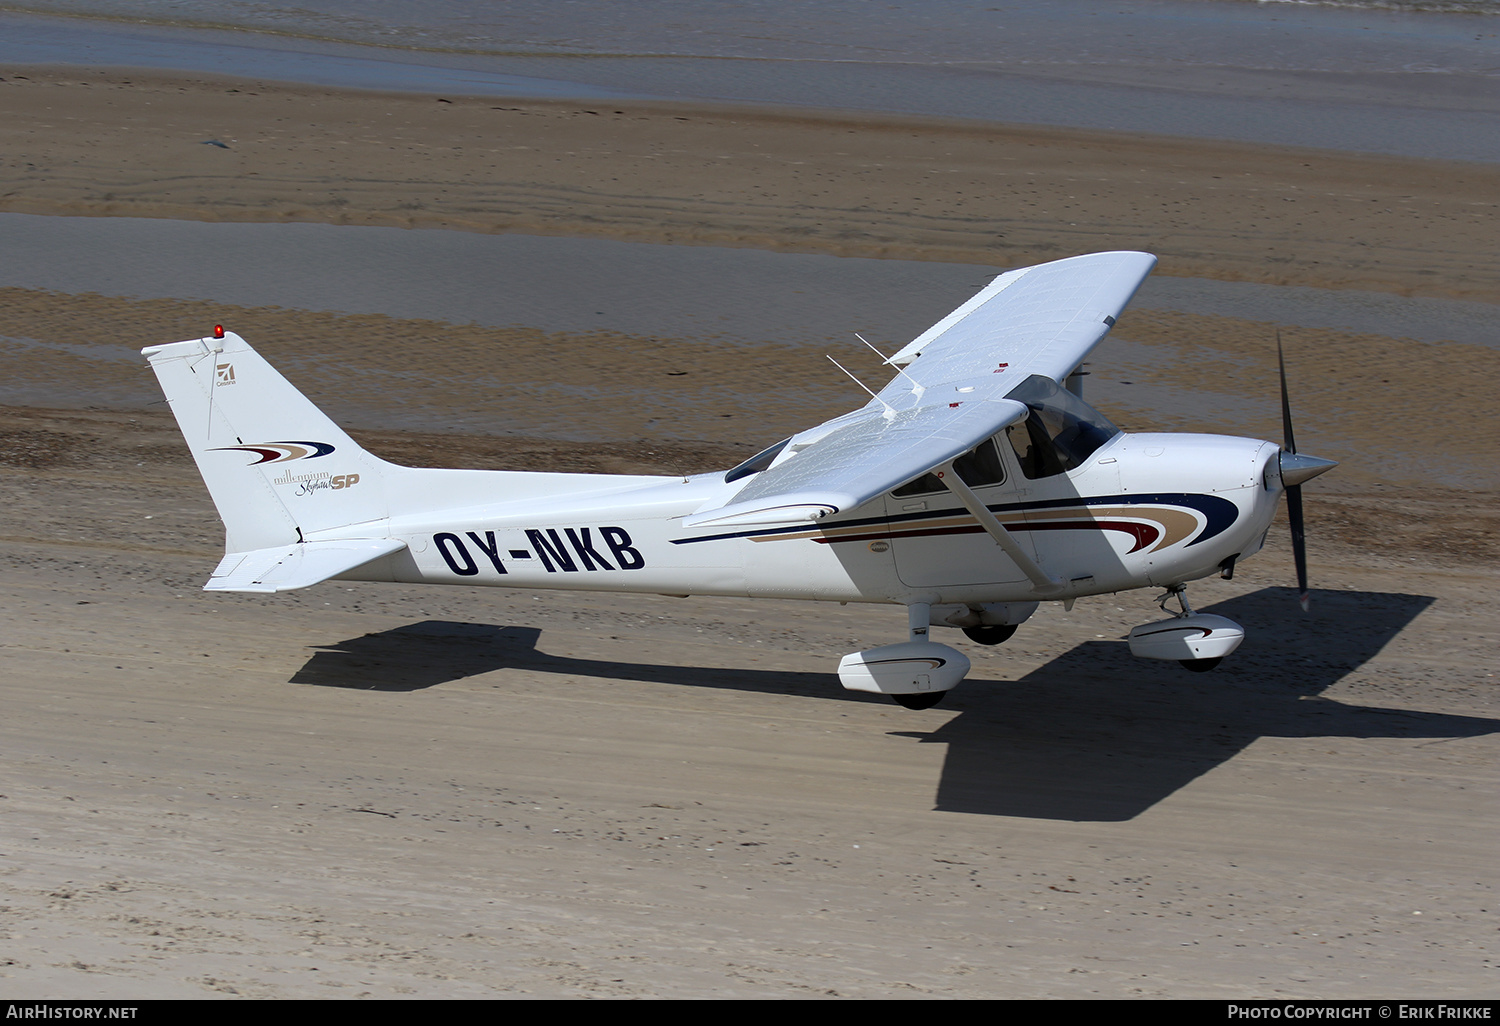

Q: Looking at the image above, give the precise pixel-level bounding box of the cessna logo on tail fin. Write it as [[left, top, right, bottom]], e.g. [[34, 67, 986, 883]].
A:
[[434, 526, 645, 576]]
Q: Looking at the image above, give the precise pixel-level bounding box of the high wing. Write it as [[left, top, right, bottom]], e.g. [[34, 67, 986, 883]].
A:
[[686, 397, 1032, 529], [683, 251, 1157, 529]]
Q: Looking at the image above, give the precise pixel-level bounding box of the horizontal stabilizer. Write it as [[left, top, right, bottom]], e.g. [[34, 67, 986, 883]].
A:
[[206, 538, 407, 593]]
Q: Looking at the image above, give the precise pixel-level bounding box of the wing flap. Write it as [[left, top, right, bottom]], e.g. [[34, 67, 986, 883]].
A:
[[206, 538, 407, 593]]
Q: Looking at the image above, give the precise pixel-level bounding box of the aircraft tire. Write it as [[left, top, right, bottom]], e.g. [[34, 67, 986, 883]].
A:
[[892, 692, 946, 710], [962, 624, 1018, 646], [1180, 657, 1223, 672]]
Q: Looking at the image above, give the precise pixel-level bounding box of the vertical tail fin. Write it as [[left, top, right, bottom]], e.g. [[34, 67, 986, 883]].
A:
[[142, 330, 391, 552]]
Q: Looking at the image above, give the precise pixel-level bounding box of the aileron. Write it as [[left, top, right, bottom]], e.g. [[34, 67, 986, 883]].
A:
[[888, 251, 1156, 385]]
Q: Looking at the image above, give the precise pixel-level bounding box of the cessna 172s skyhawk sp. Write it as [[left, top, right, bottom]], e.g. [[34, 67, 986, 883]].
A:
[[143, 251, 1335, 709]]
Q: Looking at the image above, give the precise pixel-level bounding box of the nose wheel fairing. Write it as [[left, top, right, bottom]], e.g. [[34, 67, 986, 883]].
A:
[[1127, 584, 1245, 670], [1127, 613, 1245, 666]]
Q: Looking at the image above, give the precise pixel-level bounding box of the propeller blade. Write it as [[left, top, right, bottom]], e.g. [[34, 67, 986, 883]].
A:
[[1277, 329, 1297, 455], [1287, 482, 1309, 611], [1278, 330, 1310, 610]]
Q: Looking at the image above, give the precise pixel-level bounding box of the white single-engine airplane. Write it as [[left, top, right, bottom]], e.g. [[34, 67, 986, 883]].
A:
[[143, 251, 1336, 708]]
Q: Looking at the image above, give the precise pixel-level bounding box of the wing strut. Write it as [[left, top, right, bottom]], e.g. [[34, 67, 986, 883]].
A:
[[938, 460, 1063, 595]]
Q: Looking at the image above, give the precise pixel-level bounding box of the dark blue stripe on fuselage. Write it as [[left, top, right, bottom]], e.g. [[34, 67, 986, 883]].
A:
[[672, 492, 1239, 548]]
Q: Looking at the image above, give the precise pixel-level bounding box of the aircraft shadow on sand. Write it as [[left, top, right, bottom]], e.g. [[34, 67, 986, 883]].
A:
[[290, 586, 1497, 821]]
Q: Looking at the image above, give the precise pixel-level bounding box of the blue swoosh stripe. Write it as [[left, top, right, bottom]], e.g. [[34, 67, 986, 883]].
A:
[[673, 492, 1238, 548]]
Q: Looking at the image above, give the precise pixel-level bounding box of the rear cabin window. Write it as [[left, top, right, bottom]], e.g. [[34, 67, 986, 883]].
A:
[[724, 437, 791, 484]]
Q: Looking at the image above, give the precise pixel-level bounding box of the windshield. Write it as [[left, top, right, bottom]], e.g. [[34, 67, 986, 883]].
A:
[[1004, 374, 1121, 479]]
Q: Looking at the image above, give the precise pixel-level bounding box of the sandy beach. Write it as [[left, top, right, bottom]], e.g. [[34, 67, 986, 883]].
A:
[[1, 60, 1497, 999], [1, 400, 1495, 999]]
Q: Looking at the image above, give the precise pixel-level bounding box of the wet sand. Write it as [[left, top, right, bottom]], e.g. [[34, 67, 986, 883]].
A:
[[2, 68, 1497, 301], [1, 67, 1497, 999]]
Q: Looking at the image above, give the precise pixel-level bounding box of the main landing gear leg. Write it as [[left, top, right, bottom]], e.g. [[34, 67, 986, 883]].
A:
[[893, 603, 947, 709]]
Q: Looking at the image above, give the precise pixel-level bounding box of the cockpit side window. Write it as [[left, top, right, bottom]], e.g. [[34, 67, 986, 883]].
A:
[[892, 438, 1006, 497], [1004, 374, 1121, 479]]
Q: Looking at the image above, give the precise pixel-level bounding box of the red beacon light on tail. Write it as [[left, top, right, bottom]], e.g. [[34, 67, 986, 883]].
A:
[[212, 325, 225, 339]]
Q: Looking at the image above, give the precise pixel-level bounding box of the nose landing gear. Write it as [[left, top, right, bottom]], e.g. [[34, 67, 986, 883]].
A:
[[1127, 584, 1245, 671]]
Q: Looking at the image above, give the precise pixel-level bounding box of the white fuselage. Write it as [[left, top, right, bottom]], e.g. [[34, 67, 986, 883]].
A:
[[334, 430, 1284, 610]]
